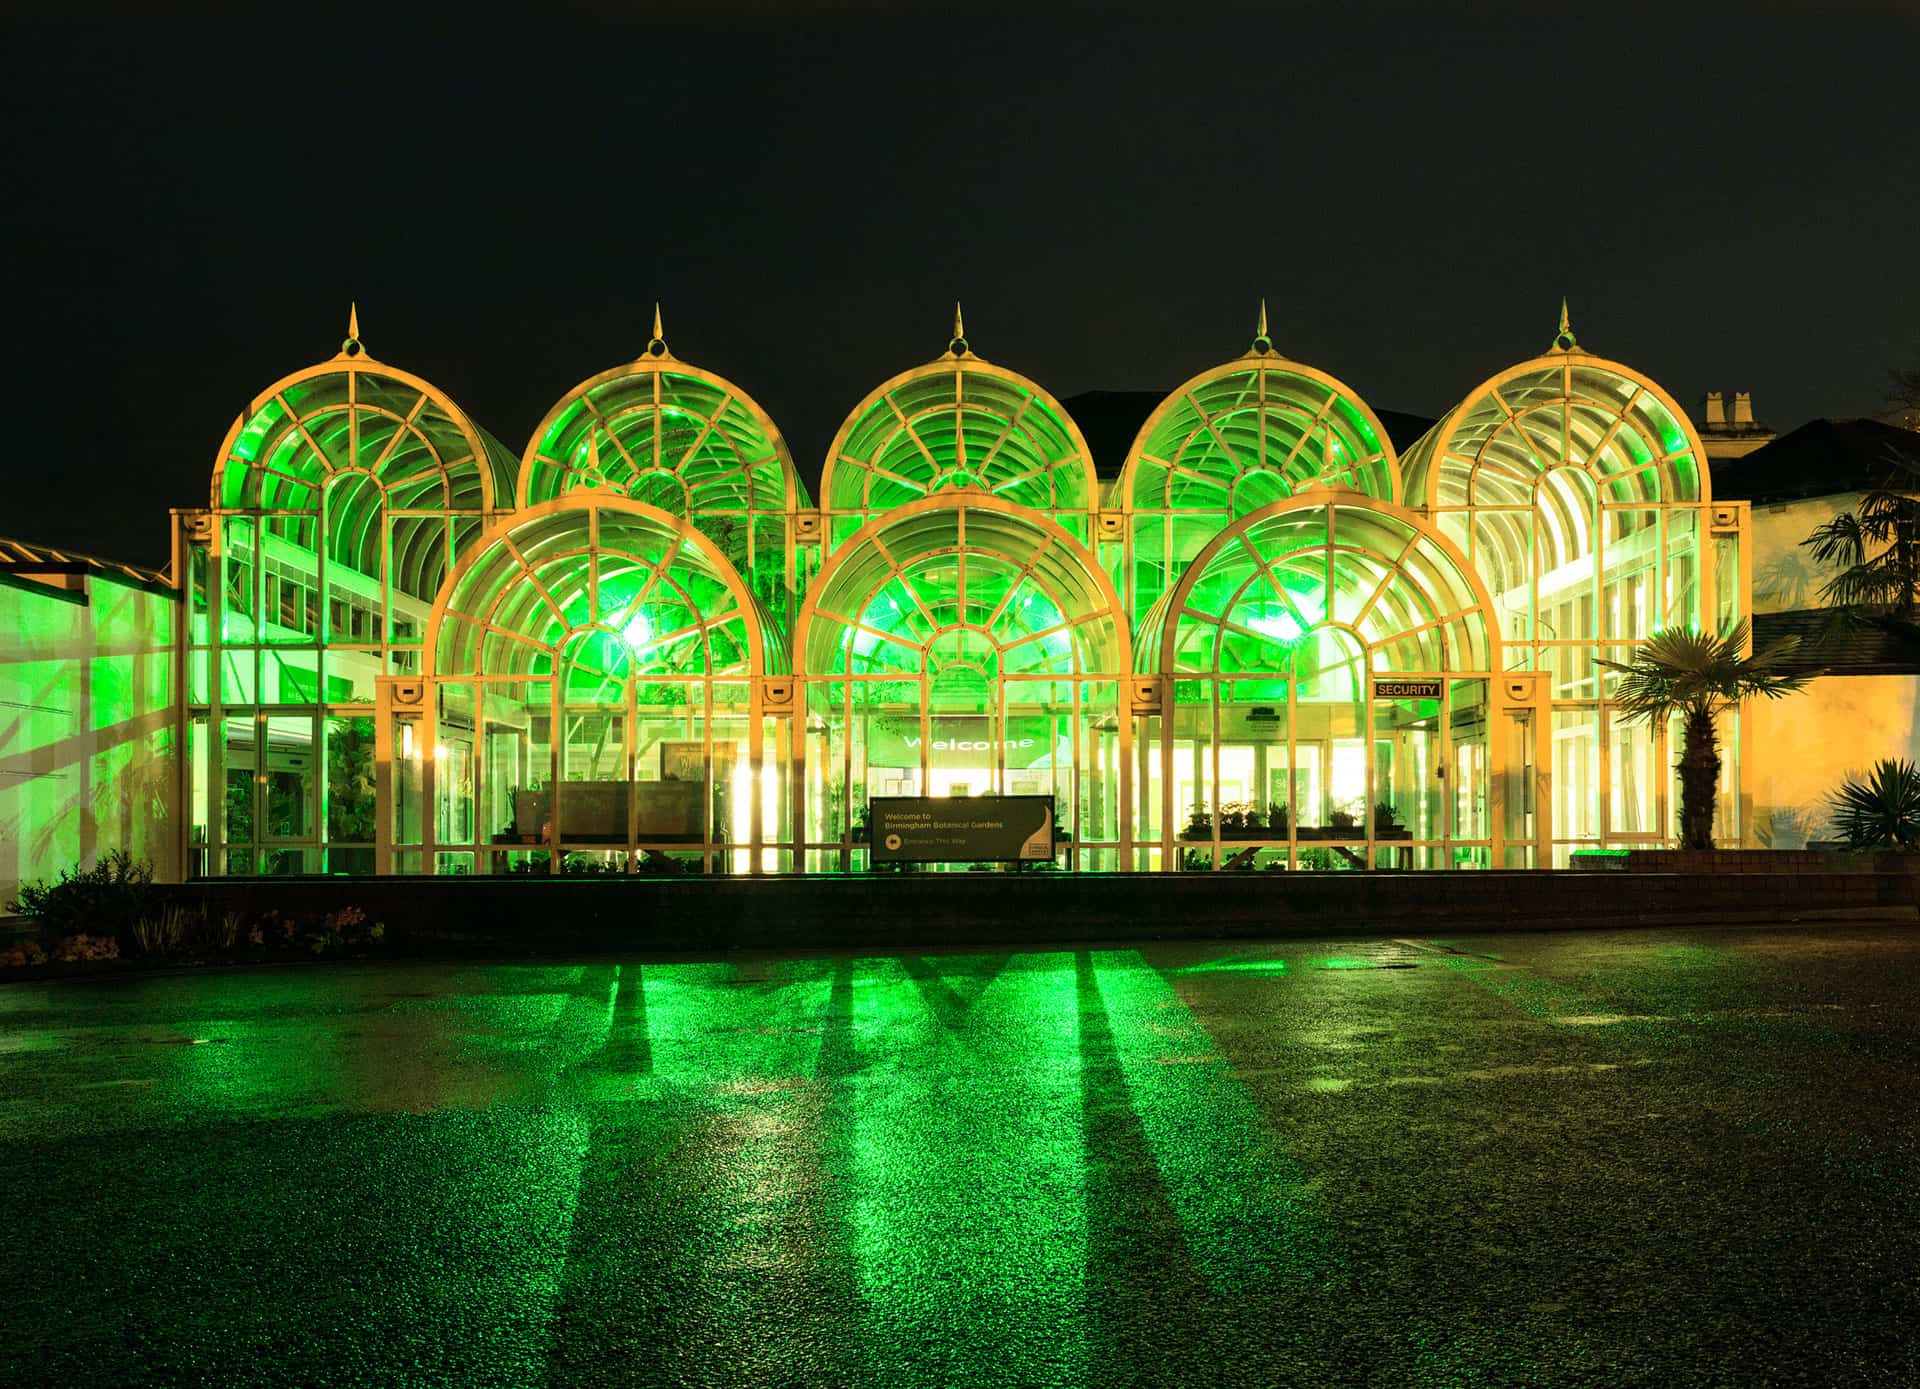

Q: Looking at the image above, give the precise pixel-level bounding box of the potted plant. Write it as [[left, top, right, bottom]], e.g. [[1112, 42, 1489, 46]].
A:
[[1267, 801, 1289, 835]]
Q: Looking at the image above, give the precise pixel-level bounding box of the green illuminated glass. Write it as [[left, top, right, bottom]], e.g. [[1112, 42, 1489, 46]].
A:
[[434, 502, 783, 681], [519, 361, 806, 612], [1121, 356, 1399, 618], [802, 501, 1122, 681], [1140, 499, 1491, 679], [822, 357, 1096, 542]]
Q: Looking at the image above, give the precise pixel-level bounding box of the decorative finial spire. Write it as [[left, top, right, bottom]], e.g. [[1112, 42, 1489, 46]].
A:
[[645, 302, 668, 357], [949, 301, 969, 355], [1553, 297, 1578, 352], [341, 302, 363, 357], [1252, 298, 1272, 353]]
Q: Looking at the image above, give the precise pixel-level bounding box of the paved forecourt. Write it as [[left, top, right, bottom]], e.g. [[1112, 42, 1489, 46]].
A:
[[2, 925, 1918, 1386]]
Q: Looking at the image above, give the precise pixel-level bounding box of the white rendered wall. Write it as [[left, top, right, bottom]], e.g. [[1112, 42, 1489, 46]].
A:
[[1746, 675, 1920, 847]]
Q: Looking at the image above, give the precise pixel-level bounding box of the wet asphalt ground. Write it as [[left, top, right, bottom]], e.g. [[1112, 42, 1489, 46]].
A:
[[1, 925, 1918, 1388]]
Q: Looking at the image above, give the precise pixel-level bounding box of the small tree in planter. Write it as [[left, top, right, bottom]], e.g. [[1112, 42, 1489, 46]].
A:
[[1601, 620, 1815, 851]]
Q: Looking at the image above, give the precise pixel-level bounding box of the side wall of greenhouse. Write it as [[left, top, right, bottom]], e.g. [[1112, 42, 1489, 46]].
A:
[[0, 573, 178, 905]]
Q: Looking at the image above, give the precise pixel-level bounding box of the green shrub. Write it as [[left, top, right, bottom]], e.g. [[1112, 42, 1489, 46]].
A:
[[1831, 758, 1920, 849], [6, 850, 156, 942], [126, 905, 250, 960], [131, 905, 195, 957]]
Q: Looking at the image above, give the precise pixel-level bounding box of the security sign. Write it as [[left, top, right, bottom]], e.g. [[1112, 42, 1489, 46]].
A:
[[1372, 678, 1443, 700]]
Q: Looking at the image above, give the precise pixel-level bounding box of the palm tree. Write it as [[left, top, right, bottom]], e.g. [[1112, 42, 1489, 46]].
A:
[[1801, 445, 1920, 621], [1601, 621, 1816, 850]]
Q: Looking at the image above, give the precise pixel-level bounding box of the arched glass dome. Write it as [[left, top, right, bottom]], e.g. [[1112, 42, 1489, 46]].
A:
[[797, 495, 1126, 683], [819, 318, 1097, 549], [210, 331, 517, 608], [1400, 344, 1709, 515], [1399, 325, 1717, 676], [1139, 495, 1493, 680], [517, 320, 806, 605], [430, 497, 782, 681], [1116, 328, 1398, 621]]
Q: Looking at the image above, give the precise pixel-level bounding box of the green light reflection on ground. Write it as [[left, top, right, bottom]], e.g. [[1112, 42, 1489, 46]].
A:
[[1172, 956, 1291, 976], [845, 953, 1088, 1382], [1090, 950, 1340, 1292]]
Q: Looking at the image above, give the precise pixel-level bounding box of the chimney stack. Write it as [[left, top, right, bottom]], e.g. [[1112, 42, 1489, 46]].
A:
[[1705, 392, 1726, 430], [1732, 392, 1755, 428]]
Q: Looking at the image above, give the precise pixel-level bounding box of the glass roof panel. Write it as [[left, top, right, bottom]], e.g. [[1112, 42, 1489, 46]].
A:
[[1151, 498, 1492, 678], [430, 499, 782, 680], [821, 357, 1096, 542]]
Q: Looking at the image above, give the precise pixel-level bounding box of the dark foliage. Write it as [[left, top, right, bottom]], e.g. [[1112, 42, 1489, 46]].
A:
[[5, 850, 157, 941], [1831, 758, 1920, 850]]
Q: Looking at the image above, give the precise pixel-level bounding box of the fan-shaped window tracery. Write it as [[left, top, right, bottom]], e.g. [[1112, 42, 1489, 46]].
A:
[[517, 354, 805, 612], [1117, 351, 1399, 621], [819, 352, 1097, 548]]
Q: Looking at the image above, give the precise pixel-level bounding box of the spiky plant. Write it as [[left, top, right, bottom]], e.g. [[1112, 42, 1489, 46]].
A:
[[1830, 759, 1920, 850], [1601, 621, 1816, 850]]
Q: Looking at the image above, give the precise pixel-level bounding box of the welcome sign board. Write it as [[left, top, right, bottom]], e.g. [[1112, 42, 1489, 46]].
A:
[[870, 795, 1056, 863]]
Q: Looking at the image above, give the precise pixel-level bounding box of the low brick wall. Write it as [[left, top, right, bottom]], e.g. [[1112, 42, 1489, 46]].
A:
[[1623, 849, 1840, 873], [1573, 849, 1920, 875], [151, 870, 1920, 954]]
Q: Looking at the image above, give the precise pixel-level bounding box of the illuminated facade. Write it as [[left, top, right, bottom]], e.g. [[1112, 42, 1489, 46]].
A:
[[3, 304, 1752, 891]]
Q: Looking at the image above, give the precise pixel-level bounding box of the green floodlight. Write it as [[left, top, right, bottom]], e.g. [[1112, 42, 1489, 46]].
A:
[[1250, 611, 1304, 644], [622, 612, 653, 651]]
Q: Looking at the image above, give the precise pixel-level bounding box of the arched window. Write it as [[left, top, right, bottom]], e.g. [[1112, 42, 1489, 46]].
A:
[[794, 496, 1127, 870], [517, 330, 807, 621], [1118, 341, 1399, 621], [409, 497, 783, 876], [819, 329, 1096, 548], [1138, 495, 1497, 870], [194, 326, 516, 878], [1400, 327, 1730, 855]]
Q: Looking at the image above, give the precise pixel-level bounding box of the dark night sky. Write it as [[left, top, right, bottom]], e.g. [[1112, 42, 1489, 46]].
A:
[[3, 3, 1916, 567]]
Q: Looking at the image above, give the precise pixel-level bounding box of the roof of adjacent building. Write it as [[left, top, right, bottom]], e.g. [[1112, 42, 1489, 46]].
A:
[[0, 535, 171, 593], [1752, 607, 1920, 676], [1709, 418, 1920, 506]]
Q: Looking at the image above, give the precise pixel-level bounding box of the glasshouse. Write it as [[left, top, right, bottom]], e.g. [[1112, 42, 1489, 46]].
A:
[[1, 306, 1749, 887]]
